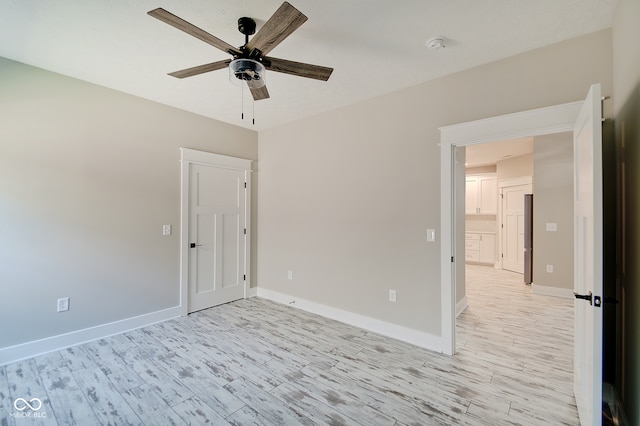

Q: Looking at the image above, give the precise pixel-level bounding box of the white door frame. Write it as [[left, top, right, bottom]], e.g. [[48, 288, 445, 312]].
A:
[[179, 148, 252, 317], [439, 101, 582, 355]]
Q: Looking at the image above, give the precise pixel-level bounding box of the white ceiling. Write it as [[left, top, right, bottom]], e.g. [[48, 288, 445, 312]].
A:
[[0, 0, 617, 131]]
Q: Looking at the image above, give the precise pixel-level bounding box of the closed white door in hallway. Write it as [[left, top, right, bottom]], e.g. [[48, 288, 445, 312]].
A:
[[501, 183, 532, 274]]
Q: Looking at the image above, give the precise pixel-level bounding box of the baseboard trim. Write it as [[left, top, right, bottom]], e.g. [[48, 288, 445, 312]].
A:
[[456, 296, 469, 317], [0, 306, 182, 366], [531, 284, 573, 299], [256, 288, 446, 354], [246, 286, 258, 298]]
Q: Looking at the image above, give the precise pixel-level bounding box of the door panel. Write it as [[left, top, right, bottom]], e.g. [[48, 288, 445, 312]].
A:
[[573, 84, 603, 426], [221, 213, 240, 288], [189, 164, 246, 313]]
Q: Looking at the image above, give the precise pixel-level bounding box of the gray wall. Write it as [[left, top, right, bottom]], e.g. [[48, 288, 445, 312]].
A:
[[612, 0, 640, 422], [0, 57, 258, 348], [496, 154, 533, 180], [532, 133, 574, 291], [257, 30, 613, 336]]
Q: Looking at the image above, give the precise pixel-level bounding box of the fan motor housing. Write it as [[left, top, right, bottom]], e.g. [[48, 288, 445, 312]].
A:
[[238, 17, 256, 35]]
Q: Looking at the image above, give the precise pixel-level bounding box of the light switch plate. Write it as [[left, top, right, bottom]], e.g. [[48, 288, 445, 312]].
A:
[[546, 223, 557, 232], [162, 225, 172, 236], [427, 229, 436, 242], [57, 297, 69, 312]]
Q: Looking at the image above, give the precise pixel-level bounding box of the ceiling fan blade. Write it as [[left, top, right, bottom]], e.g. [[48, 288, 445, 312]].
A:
[[148, 8, 241, 56], [245, 2, 307, 56], [250, 85, 270, 101], [168, 60, 231, 79], [264, 57, 333, 81]]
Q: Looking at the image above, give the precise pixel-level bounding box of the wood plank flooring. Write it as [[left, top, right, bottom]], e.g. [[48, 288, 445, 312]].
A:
[[1, 265, 578, 425]]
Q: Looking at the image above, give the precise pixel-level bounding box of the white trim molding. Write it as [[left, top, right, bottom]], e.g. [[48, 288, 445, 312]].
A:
[[456, 296, 469, 317], [0, 306, 181, 366], [180, 148, 252, 170], [257, 288, 446, 353], [439, 101, 583, 355], [439, 101, 582, 146], [531, 284, 574, 299]]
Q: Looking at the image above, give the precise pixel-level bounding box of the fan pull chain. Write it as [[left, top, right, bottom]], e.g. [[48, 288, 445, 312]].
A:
[[252, 99, 255, 125], [241, 84, 244, 120]]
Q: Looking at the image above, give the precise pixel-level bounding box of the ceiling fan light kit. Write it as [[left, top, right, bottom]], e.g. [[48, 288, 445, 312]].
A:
[[229, 59, 266, 88], [148, 1, 333, 108]]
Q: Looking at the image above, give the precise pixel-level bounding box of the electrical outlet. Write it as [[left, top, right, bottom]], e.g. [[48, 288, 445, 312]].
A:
[[546, 264, 554, 273], [57, 297, 70, 312], [389, 290, 397, 302], [288, 270, 293, 280]]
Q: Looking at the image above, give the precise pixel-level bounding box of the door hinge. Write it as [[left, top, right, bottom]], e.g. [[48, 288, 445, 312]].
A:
[[244, 228, 247, 235], [451, 256, 454, 263], [244, 182, 247, 188], [243, 274, 246, 281], [601, 96, 610, 122]]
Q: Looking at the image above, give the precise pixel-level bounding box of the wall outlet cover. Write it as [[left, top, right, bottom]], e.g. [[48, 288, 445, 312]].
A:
[[57, 297, 70, 312]]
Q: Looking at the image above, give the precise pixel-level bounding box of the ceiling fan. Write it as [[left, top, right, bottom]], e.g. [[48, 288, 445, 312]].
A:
[[148, 1, 333, 101]]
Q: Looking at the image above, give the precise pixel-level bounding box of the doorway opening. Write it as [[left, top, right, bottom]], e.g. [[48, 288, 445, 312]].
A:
[[438, 100, 583, 355], [460, 135, 573, 334], [440, 85, 604, 424]]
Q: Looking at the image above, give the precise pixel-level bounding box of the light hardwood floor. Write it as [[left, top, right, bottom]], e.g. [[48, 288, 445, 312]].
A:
[[1, 265, 578, 425]]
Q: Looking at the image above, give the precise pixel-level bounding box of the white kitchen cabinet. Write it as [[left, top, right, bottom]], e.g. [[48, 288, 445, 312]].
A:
[[465, 233, 495, 265], [478, 233, 495, 264], [465, 175, 497, 215]]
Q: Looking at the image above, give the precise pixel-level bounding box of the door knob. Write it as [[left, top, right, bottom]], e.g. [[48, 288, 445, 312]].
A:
[[190, 243, 203, 248], [574, 291, 592, 305], [574, 291, 600, 307]]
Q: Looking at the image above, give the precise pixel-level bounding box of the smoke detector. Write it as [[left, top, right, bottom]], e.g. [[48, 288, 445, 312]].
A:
[[426, 37, 446, 50]]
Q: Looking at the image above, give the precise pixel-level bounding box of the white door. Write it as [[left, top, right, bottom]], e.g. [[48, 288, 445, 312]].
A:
[[573, 84, 603, 426], [501, 183, 532, 273], [188, 163, 247, 313]]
